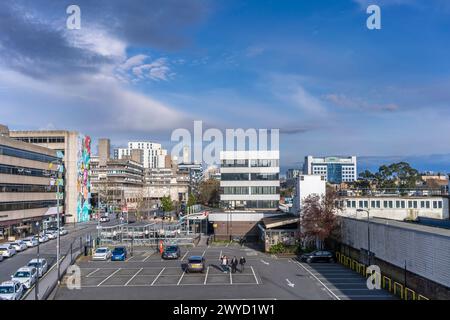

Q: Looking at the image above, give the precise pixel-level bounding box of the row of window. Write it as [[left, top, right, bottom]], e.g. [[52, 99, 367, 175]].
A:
[[221, 159, 279, 168], [221, 173, 279, 181], [225, 200, 278, 209], [222, 186, 279, 195], [0, 144, 59, 163], [0, 184, 57, 193], [0, 200, 58, 212], [0, 164, 56, 178], [342, 199, 444, 210], [14, 137, 65, 144]]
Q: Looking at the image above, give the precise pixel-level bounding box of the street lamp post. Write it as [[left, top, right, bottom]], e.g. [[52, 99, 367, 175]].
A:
[[35, 221, 40, 300], [357, 208, 371, 265], [49, 158, 63, 284]]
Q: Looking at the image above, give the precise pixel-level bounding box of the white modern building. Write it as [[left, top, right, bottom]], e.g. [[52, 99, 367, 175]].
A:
[[292, 174, 327, 214], [115, 141, 167, 169], [220, 150, 280, 210], [304, 155, 357, 184]]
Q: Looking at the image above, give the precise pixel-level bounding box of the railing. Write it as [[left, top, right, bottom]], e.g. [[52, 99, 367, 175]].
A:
[[335, 252, 430, 300]]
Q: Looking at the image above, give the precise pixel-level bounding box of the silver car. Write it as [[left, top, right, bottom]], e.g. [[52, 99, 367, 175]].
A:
[[10, 240, 28, 252], [0, 245, 16, 258], [27, 258, 48, 277], [0, 281, 24, 300], [11, 266, 37, 289], [23, 237, 39, 247]]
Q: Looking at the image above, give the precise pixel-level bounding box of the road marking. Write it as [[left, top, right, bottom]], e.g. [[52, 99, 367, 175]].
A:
[[97, 268, 121, 287], [151, 267, 166, 286], [286, 279, 295, 287], [86, 268, 100, 278], [126, 256, 134, 262], [250, 266, 259, 285], [202, 249, 206, 257], [294, 261, 340, 300], [177, 270, 186, 286], [260, 259, 269, 265], [219, 250, 222, 259], [229, 269, 233, 284], [125, 268, 143, 286], [142, 252, 153, 262], [204, 266, 210, 285], [181, 250, 189, 261]]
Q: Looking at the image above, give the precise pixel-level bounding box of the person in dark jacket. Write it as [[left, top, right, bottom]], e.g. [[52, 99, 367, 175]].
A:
[[239, 256, 246, 272], [231, 256, 238, 273]]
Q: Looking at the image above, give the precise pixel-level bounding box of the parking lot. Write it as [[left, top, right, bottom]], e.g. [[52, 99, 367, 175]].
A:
[[55, 244, 395, 300]]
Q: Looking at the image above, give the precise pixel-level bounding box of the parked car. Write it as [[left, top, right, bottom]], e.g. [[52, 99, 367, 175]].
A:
[[27, 258, 48, 277], [111, 247, 127, 261], [23, 237, 39, 247], [300, 250, 335, 263], [37, 234, 49, 243], [0, 244, 17, 258], [45, 231, 57, 240], [92, 247, 112, 261], [99, 216, 110, 223], [185, 256, 206, 273], [9, 240, 28, 252], [11, 266, 37, 289], [59, 227, 68, 236], [0, 281, 24, 300], [162, 245, 181, 260]]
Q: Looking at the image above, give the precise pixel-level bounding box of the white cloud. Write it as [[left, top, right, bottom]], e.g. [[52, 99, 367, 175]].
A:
[[324, 93, 399, 112], [118, 55, 174, 82]]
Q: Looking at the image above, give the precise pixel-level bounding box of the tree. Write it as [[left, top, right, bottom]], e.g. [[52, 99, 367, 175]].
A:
[[198, 178, 220, 207], [161, 196, 174, 212], [357, 162, 421, 190], [187, 193, 197, 207], [300, 187, 341, 249]]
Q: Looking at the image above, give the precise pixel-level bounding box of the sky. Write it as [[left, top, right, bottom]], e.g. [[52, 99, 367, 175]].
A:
[[0, 0, 449, 173]]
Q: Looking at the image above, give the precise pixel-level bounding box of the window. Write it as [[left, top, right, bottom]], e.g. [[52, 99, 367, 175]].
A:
[[251, 186, 279, 195], [0, 200, 58, 212], [250, 173, 279, 181], [221, 173, 249, 181], [0, 145, 59, 163]]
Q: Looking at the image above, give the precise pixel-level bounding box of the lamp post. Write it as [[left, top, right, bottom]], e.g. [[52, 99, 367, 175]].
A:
[[49, 158, 63, 284], [356, 208, 371, 265]]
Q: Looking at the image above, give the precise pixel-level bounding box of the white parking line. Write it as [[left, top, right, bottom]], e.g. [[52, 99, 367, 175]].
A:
[[142, 253, 153, 262], [294, 261, 340, 300], [219, 250, 222, 259], [125, 268, 143, 286], [97, 268, 121, 287], [202, 249, 206, 257], [86, 268, 100, 278], [126, 256, 134, 262], [151, 267, 166, 286], [204, 266, 210, 285], [229, 269, 233, 284], [177, 270, 186, 286], [181, 251, 189, 261], [250, 266, 259, 285]]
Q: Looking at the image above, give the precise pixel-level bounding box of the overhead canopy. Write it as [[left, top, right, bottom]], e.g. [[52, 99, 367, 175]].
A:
[[261, 214, 300, 229]]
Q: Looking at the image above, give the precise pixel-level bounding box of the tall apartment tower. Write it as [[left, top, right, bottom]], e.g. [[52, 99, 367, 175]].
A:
[[97, 138, 111, 166]]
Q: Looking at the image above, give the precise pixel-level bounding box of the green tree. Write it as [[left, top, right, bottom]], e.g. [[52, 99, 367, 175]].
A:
[[198, 178, 220, 207], [161, 195, 173, 212], [187, 193, 197, 207]]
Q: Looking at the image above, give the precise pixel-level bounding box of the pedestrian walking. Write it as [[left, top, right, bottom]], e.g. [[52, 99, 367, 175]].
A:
[[231, 256, 238, 273], [221, 255, 228, 273], [239, 256, 246, 273]]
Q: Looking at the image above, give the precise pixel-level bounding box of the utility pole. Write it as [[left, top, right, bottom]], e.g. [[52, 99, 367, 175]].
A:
[[35, 221, 40, 300]]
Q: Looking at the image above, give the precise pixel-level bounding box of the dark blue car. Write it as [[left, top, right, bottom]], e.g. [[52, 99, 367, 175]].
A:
[[111, 247, 127, 261]]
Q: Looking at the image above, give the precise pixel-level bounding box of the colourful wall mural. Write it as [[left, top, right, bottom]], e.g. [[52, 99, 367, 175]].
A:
[[77, 135, 91, 222]]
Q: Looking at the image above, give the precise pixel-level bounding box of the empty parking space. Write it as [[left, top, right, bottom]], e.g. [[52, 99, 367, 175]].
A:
[[293, 260, 396, 300]]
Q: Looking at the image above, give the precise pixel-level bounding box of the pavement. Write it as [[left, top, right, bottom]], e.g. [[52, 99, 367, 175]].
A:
[[53, 243, 396, 300]]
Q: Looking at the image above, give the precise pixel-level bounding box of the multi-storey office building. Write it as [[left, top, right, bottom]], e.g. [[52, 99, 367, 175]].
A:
[[10, 130, 92, 223], [114, 141, 167, 169], [0, 129, 62, 239], [220, 151, 280, 210], [304, 155, 357, 184]]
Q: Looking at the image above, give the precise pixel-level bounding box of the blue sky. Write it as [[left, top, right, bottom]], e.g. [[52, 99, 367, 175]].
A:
[[0, 0, 449, 173]]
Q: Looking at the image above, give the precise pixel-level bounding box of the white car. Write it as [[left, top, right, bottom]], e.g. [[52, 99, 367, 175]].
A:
[[23, 237, 39, 247], [0, 245, 17, 258], [99, 216, 110, 223], [38, 234, 49, 243], [92, 247, 112, 261], [27, 258, 48, 277], [10, 240, 28, 252], [11, 266, 37, 289], [0, 281, 24, 300], [59, 227, 68, 236], [45, 231, 57, 240]]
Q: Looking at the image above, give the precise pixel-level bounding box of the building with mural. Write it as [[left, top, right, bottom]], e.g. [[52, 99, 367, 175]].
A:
[[10, 130, 92, 224]]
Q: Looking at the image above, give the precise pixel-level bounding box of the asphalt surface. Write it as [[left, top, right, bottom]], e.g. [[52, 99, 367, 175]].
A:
[[54, 243, 395, 300]]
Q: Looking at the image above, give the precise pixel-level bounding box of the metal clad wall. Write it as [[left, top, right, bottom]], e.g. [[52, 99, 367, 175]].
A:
[[341, 218, 450, 287]]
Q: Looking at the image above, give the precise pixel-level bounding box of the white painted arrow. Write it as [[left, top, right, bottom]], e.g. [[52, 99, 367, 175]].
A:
[[260, 259, 270, 265], [286, 279, 295, 287]]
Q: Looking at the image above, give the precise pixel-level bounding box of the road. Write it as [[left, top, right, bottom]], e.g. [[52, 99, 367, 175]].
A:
[[0, 217, 121, 284]]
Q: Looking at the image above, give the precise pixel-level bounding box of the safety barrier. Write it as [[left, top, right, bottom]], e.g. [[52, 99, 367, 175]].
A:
[[336, 251, 430, 301]]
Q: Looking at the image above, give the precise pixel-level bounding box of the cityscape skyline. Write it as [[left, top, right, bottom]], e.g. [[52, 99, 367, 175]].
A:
[[0, 0, 449, 172]]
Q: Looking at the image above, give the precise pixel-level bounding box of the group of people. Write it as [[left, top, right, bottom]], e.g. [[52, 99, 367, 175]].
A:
[[220, 255, 246, 273]]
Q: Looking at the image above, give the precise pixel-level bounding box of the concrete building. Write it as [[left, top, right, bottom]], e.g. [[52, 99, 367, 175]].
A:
[[10, 130, 92, 224], [292, 174, 326, 214], [115, 141, 168, 169], [0, 128, 62, 239], [144, 168, 189, 203], [304, 155, 357, 184], [97, 138, 111, 166], [220, 150, 280, 210]]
